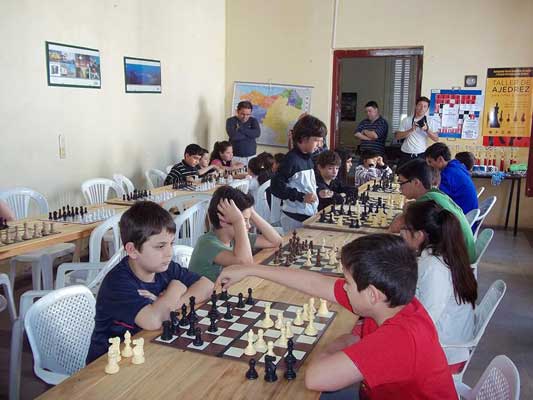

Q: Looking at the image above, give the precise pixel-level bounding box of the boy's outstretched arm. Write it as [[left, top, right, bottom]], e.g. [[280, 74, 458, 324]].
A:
[[216, 264, 338, 304]]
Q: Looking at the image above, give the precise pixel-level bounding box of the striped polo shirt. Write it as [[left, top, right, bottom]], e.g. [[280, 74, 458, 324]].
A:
[[164, 160, 198, 185], [355, 116, 389, 155]]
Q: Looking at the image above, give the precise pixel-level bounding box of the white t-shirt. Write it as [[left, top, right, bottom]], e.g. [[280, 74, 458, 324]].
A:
[[415, 249, 475, 365], [399, 115, 439, 155]]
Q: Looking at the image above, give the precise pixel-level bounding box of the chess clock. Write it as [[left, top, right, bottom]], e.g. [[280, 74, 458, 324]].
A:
[[464, 75, 478, 87]]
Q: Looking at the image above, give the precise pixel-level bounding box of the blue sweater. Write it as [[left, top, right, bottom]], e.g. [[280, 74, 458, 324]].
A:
[[439, 160, 479, 215], [226, 116, 261, 157]]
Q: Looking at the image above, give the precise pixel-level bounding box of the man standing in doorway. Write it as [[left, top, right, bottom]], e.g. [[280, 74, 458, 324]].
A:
[[395, 96, 439, 166], [226, 101, 261, 165], [354, 101, 389, 157]]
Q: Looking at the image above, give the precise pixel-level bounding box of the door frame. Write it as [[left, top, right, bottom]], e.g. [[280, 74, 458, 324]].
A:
[[330, 47, 424, 150]]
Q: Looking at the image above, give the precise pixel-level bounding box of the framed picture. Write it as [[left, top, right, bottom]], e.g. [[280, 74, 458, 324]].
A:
[[341, 92, 357, 121], [123, 57, 162, 93], [46, 41, 101, 88]]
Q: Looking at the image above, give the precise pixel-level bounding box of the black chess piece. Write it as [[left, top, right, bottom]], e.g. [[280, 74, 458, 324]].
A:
[[224, 303, 233, 320], [219, 289, 229, 301], [328, 212, 334, 223], [236, 293, 245, 308], [286, 338, 297, 364], [188, 296, 198, 322], [187, 318, 196, 336], [161, 320, 173, 341], [355, 219, 360, 229], [284, 358, 297, 380], [246, 359, 259, 380], [309, 241, 314, 250], [207, 314, 218, 333], [264, 355, 278, 382], [193, 327, 204, 346], [246, 288, 254, 305], [349, 219, 356, 229], [179, 304, 190, 326], [284, 254, 291, 267], [170, 311, 180, 335], [48, 212, 52, 220], [319, 210, 326, 222]]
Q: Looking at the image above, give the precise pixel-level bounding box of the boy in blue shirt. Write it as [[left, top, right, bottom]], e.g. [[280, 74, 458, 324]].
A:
[[425, 143, 478, 215], [271, 114, 326, 233], [86, 202, 213, 363]]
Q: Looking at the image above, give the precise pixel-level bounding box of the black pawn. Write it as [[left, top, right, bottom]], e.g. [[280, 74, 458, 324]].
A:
[[219, 289, 229, 301], [246, 359, 259, 380], [161, 320, 173, 341], [207, 314, 218, 333], [170, 311, 180, 335], [192, 327, 204, 346], [246, 288, 254, 305], [286, 338, 297, 364], [224, 303, 233, 320], [179, 304, 190, 326], [236, 293, 245, 308]]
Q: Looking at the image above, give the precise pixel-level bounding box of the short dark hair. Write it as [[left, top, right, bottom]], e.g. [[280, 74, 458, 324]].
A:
[[274, 153, 285, 165], [397, 158, 433, 189], [364, 101, 379, 109], [292, 114, 327, 143], [341, 234, 417, 307], [184, 144, 204, 157], [416, 96, 430, 106], [455, 151, 475, 171], [425, 142, 451, 162], [208, 186, 255, 229], [119, 201, 176, 250], [360, 150, 381, 161], [237, 101, 253, 111], [316, 150, 341, 167], [200, 148, 209, 156]]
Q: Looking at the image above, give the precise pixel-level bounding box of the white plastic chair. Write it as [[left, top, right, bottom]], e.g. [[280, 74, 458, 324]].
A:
[[471, 229, 494, 279], [443, 280, 506, 390], [254, 180, 271, 222], [172, 245, 194, 268], [166, 164, 174, 174], [465, 209, 481, 229], [55, 212, 123, 290], [0, 188, 76, 291], [113, 173, 135, 194], [145, 168, 167, 189], [473, 196, 497, 240], [0, 273, 17, 321], [24, 285, 96, 385], [457, 355, 520, 400], [477, 186, 485, 198], [229, 179, 250, 194], [172, 201, 210, 247], [81, 178, 125, 205]]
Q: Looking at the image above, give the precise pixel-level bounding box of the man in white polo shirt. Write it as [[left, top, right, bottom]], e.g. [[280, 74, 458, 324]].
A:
[[395, 96, 439, 166]]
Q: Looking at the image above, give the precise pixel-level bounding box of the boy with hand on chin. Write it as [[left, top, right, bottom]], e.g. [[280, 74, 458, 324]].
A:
[[86, 202, 213, 364], [215, 234, 456, 400], [315, 150, 356, 211], [188, 185, 282, 282]]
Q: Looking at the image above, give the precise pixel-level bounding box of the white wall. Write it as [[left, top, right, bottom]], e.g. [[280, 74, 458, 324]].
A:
[[0, 0, 225, 207]]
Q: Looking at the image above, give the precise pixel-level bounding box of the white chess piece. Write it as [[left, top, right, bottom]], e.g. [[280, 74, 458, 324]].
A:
[[109, 337, 121, 362], [244, 331, 257, 356], [266, 341, 276, 357], [303, 249, 312, 267], [274, 312, 284, 329], [285, 320, 294, 339], [309, 298, 316, 314], [336, 261, 343, 274], [304, 311, 318, 336], [104, 348, 120, 374], [254, 329, 267, 352], [302, 303, 310, 322], [131, 338, 145, 365], [261, 304, 274, 328], [122, 331, 133, 358], [275, 326, 288, 347], [321, 238, 326, 252], [293, 309, 304, 326], [247, 328, 257, 342], [317, 299, 329, 317]]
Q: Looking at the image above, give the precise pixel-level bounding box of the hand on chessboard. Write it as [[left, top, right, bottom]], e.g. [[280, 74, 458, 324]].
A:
[[215, 264, 250, 291], [217, 198, 244, 226], [304, 192, 318, 204]]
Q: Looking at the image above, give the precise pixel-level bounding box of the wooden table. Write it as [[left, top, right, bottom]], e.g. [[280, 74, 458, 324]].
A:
[[36, 229, 361, 400], [105, 184, 218, 207]]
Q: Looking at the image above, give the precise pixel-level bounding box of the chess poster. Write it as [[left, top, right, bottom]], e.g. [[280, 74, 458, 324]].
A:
[[482, 67, 533, 147], [429, 89, 484, 139]]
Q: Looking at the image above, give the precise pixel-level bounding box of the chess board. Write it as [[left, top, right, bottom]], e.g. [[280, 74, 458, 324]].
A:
[[152, 293, 336, 371], [40, 207, 118, 225], [304, 197, 404, 235], [261, 243, 343, 277], [0, 221, 61, 247], [359, 180, 400, 195], [105, 190, 180, 206]]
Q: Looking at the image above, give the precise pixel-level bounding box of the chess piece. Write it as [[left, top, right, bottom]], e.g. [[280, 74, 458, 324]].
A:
[[13, 227, 20, 242], [236, 292, 245, 308], [304, 312, 318, 336], [286, 338, 297, 364], [303, 249, 312, 267], [275, 312, 284, 329], [284, 357, 297, 381], [122, 331, 133, 358], [315, 250, 321, 267], [293, 309, 304, 326], [302, 304, 310, 322], [264, 355, 278, 382], [309, 298, 316, 314], [246, 359, 259, 380], [246, 287, 254, 305], [219, 289, 229, 301], [317, 299, 329, 317], [285, 320, 294, 338], [187, 318, 196, 336], [244, 331, 257, 356], [254, 329, 267, 352], [188, 296, 198, 322], [131, 338, 145, 364], [337, 216, 343, 226], [108, 337, 121, 362], [275, 326, 288, 348], [161, 320, 173, 341], [192, 327, 204, 347], [267, 341, 276, 357], [224, 303, 233, 320], [329, 250, 337, 266], [261, 304, 274, 328], [22, 223, 31, 240], [208, 314, 218, 333], [105, 347, 120, 374], [32, 223, 40, 239], [179, 304, 190, 326], [49, 222, 56, 234]]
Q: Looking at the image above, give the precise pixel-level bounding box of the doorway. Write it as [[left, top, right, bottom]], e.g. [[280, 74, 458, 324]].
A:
[[330, 48, 424, 154]]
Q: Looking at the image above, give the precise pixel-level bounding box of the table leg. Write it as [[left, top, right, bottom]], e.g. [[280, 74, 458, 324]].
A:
[[514, 178, 521, 237], [504, 178, 515, 229]]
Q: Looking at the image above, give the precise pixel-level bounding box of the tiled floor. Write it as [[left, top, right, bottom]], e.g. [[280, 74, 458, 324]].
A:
[[0, 228, 532, 399]]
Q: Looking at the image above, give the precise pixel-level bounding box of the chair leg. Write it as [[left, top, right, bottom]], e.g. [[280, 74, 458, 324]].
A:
[[9, 318, 24, 400], [30, 260, 42, 291], [9, 259, 17, 291], [39, 255, 54, 291]]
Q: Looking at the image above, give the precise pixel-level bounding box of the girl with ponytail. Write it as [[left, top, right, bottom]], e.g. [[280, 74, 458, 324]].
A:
[[209, 141, 245, 170], [401, 199, 477, 372]]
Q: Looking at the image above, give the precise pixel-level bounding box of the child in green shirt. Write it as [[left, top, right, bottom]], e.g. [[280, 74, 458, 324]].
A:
[[188, 185, 282, 281]]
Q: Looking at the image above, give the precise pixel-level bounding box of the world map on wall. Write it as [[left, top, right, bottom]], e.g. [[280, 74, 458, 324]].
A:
[[232, 82, 313, 147]]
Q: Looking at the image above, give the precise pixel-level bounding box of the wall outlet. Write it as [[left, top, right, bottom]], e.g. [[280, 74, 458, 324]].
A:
[[58, 134, 66, 159]]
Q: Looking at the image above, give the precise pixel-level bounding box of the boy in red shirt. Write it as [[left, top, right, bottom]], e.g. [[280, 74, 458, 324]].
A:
[[216, 234, 457, 399]]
